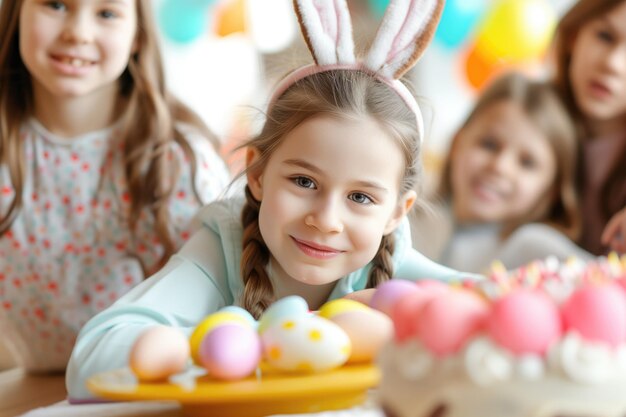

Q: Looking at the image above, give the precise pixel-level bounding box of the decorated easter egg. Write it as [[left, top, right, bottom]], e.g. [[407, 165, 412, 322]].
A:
[[417, 289, 489, 356], [197, 322, 261, 380], [488, 289, 562, 355], [562, 282, 626, 347], [391, 280, 450, 342], [129, 325, 190, 382], [190, 311, 251, 364], [369, 280, 420, 316], [328, 308, 392, 363], [258, 295, 310, 334], [219, 306, 258, 329], [318, 298, 369, 319], [261, 315, 351, 372]]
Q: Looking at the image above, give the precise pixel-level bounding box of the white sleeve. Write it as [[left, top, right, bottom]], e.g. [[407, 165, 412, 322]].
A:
[[65, 226, 232, 400], [495, 223, 593, 270]]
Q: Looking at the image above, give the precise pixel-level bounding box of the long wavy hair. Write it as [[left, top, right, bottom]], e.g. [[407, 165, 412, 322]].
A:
[[0, 0, 221, 271], [238, 70, 423, 318], [552, 0, 626, 246], [439, 72, 581, 240]]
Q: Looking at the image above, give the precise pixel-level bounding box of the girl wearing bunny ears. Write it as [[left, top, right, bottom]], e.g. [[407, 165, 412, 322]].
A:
[[66, 0, 479, 400]]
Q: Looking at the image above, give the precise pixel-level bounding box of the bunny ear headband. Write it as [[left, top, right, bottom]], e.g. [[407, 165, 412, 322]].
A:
[[268, 0, 445, 142]]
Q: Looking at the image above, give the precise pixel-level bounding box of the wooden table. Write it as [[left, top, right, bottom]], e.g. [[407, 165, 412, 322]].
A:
[[0, 368, 67, 417]]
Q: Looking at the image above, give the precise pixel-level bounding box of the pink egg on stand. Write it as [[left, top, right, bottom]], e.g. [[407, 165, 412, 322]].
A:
[[488, 289, 562, 355], [197, 323, 261, 380], [562, 282, 626, 347], [390, 280, 449, 343], [370, 280, 420, 317], [417, 289, 489, 356]]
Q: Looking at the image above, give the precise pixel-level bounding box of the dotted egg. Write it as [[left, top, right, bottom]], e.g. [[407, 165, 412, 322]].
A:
[[261, 315, 351, 372]]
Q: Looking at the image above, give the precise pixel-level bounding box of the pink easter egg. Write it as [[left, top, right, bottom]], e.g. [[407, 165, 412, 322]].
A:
[[488, 289, 562, 355], [390, 281, 450, 342], [370, 280, 420, 316], [417, 289, 489, 356], [562, 283, 626, 347], [198, 323, 261, 380]]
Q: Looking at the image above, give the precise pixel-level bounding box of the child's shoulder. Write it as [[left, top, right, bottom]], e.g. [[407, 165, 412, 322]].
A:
[[195, 196, 245, 229]]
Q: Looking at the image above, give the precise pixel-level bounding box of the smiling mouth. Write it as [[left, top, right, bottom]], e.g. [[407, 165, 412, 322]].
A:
[[291, 237, 343, 259], [52, 55, 96, 68]]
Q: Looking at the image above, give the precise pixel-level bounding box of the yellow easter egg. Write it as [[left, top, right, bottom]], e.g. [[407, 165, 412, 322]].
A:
[[318, 299, 368, 319], [190, 312, 249, 364]]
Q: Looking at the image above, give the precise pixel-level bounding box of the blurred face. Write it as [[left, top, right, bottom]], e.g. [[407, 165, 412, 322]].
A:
[[569, 2, 626, 134], [450, 100, 557, 225], [19, 0, 137, 100], [247, 116, 415, 290]]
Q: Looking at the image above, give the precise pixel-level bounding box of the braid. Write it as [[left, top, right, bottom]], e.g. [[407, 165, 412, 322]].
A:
[[240, 186, 274, 319], [367, 234, 396, 288]]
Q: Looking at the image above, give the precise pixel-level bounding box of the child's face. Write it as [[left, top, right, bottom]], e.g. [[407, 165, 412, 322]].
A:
[[19, 0, 137, 100], [569, 2, 626, 132], [450, 100, 557, 225], [247, 115, 415, 289]]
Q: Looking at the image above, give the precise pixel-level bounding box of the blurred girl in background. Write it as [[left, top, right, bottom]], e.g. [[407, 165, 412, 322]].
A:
[[412, 72, 591, 273], [553, 0, 626, 255]]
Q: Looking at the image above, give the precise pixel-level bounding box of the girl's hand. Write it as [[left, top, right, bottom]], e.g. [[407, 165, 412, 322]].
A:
[[343, 289, 377, 306], [602, 207, 626, 254]]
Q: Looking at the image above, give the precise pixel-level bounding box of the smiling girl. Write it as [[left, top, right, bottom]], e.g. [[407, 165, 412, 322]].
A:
[[411, 72, 591, 272], [0, 0, 229, 371], [65, 0, 482, 400]]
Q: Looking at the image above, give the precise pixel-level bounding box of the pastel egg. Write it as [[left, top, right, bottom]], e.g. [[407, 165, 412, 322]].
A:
[[318, 299, 369, 319], [129, 325, 190, 382], [418, 289, 489, 356], [488, 289, 562, 355], [562, 282, 626, 347], [258, 295, 310, 334], [391, 281, 450, 342], [190, 311, 251, 364], [369, 280, 420, 316], [261, 315, 350, 372], [197, 323, 261, 380], [329, 308, 392, 363], [219, 306, 258, 329]]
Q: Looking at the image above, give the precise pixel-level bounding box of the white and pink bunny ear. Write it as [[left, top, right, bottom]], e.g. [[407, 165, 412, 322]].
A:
[[293, 0, 356, 66], [364, 0, 445, 79]]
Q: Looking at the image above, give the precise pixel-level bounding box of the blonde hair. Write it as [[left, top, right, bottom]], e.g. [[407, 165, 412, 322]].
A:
[[0, 0, 221, 272], [552, 0, 626, 240], [238, 70, 422, 318], [439, 72, 581, 240]]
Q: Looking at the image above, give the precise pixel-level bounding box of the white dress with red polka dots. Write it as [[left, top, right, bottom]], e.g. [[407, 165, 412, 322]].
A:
[[0, 119, 230, 371]]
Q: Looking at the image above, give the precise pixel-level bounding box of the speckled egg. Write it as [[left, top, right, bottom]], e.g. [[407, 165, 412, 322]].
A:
[[261, 315, 351, 372]]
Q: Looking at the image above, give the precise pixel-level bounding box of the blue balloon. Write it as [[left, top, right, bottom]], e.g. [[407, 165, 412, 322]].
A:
[[158, 0, 210, 44], [434, 0, 488, 49], [367, 0, 391, 19]]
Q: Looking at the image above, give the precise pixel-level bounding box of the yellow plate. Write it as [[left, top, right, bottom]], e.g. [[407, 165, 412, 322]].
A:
[[87, 364, 380, 417]]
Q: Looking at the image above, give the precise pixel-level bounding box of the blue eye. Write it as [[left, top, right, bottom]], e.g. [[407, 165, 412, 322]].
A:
[[293, 176, 316, 189], [45, 1, 66, 11], [99, 10, 117, 19], [349, 192, 373, 205]]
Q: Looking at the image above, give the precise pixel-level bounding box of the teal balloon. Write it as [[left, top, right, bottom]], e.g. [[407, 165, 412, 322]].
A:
[[367, 0, 391, 18], [159, 0, 209, 44], [435, 0, 487, 49]]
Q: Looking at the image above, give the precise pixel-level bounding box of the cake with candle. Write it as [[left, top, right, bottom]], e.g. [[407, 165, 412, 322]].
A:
[[374, 254, 626, 417]]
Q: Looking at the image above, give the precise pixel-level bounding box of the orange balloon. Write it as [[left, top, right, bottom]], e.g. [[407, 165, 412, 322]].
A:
[[215, 0, 247, 37], [463, 43, 505, 91]]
